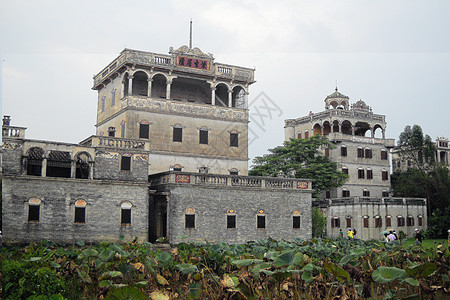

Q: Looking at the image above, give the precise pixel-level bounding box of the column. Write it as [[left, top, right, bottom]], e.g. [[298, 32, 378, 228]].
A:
[[371, 128, 375, 138], [211, 87, 216, 106], [166, 80, 171, 100], [338, 124, 342, 133], [147, 79, 152, 98], [351, 125, 355, 135], [89, 162, 94, 180], [128, 75, 133, 96], [70, 160, 76, 178], [41, 158, 47, 177], [382, 129, 385, 139], [320, 126, 324, 136], [228, 89, 232, 107], [244, 92, 249, 109]]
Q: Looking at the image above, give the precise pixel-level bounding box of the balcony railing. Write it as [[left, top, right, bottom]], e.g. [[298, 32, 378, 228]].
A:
[[148, 172, 312, 191], [2, 125, 26, 139], [80, 135, 150, 151]]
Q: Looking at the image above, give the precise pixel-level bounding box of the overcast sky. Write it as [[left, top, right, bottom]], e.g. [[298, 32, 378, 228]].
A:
[[1, 0, 449, 165]]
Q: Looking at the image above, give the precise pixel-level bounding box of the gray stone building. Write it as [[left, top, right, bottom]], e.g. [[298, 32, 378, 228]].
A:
[[284, 89, 427, 240], [1, 45, 313, 244]]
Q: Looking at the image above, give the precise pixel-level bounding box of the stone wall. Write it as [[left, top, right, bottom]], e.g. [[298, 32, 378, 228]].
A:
[[161, 184, 312, 244], [93, 151, 148, 181], [2, 176, 149, 244]]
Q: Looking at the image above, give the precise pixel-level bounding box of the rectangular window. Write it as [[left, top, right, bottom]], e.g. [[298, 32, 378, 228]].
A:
[[297, 133, 302, 139], [28, 205, 40, 222], [366, 169, 373, 179], [375, 217, 382, 228], [365, 149, 372, 159], [257, 215, 266, 229], [101, 96, 105, 112], [382, 170, 389, 181], [418, 216, 423, 226], [305, 131, 309, 139], [325, 191, 331, 199], [357, 148, 364, 158], [342, 190, 350, 197], [363, 218, 369, 228], [363, 190, 370, 197], [230, 133, 239, 147], [173, 127, 182, 142], [74, 207, 86, 223], [342, 168, 348, 174], [185, 214, 195, 229], [227, 215, 236, 229], [407, 216, 414, 227], [325, 148, 329, 157], [381, 150, 388, 160], [139, 124, 149, 139], [346, 218, 352, 228], [341, 146, 347, 157], [358, 169, 365, 179], [111, 89, 116, 106], [386, 217, 392, 227], [199, 130, 208, 144], [229, 171, 238, 176], [397, 217, 405, 227], [121, 209, 131, 225], [331, 218, 340, 228], [121, 156, 131, 171], [293, 216, 301, 229]]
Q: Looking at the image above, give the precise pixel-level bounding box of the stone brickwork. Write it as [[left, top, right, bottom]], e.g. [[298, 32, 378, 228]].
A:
[[93, 152, 148, 181], [2, 176, 149, 244]]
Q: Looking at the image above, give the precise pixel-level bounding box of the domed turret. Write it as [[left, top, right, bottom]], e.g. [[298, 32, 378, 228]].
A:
[[324, 87, 349, 110]]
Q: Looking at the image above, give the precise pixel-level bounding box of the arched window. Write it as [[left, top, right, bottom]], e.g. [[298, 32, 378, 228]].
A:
[[46, 151, 71, 178], [342, 188, 350, 198], [386, 215, 392, 227], [28, 198, 41, 222], [121, 201, 132, 225], [74, 200, 87, 224], [417, 215, 423, 226], [185, 208, 195, 229], [397, 215, 405, 227], [331, 216, 340, 228], [257, 209, 266, 229], [341, 145, 347, 157], [75, 152, 91, 179], [381, 149, 388, 160], [374, 215, 382, 228], [358, 167, 365, 179], [292, 210, 301, 229], [227, 209, 236, 229], [346, 216, 352, 228], [363, 215, 369, 228], [407, 215, 414, 227], [382, 169, 389, 181]]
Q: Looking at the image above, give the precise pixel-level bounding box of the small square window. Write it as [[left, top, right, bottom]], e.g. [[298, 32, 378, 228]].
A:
[[227, 215, 236, 229], [185, 214, 195, 229], [293, 216, 301, 229], [173, 127, 182, 142], [257, 215, 266, 229], [342, 168, 348, 174], [75, 207, 86, 223], [199, 130, 208, 144], [230, 171, 238, 176], [230, 133, 239, 147], [363, 190, 370, 197], [121, 156, 131, 171], [342, 190, 350, 197], [28, 205, 40, 222]]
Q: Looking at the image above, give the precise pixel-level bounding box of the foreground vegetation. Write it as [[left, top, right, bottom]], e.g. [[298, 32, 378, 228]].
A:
[[2, 238, 449, 299]]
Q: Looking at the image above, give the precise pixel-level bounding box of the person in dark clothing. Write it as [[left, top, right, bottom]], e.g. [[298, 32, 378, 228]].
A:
[[415, 228, 423, 243]]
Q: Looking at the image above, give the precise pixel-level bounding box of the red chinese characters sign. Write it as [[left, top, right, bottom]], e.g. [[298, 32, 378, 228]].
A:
[[296, 181, 309, 189], [176, 56, 210, 71], [175, 174, 190, 183]]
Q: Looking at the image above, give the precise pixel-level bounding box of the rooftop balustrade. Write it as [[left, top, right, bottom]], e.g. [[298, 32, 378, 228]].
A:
[[148, 171, 312, 191], [312, 197, 426, 207], [80, 135, 150, 151]]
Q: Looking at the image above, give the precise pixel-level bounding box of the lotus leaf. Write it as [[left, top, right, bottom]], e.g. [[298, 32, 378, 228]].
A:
[[372, 266, 406, 283]]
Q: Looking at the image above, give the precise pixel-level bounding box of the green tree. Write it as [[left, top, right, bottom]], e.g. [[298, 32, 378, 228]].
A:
[[249, 135, 348, 197], [392, 124, 450, 238], [312, 207, 326, 238]]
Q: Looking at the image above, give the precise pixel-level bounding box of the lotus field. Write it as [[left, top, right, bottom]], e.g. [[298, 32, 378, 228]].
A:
[[2, 237, 449, 299]]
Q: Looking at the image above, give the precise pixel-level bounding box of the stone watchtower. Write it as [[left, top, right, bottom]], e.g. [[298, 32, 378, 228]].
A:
[[284, 88, 395, 199], [91, 45, 255, 176]]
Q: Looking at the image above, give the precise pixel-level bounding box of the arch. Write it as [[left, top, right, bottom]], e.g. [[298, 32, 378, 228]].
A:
[[373, 124, 384, 138], [28, 197, 41, 222], [329, 100, 339, 109], [151, 73, 168, 99], [171, 77, 210, 103], [341, 120, 352, 135], [232, 85, 246, 108], [340, 100, 349, 110], [323, 121, 331, 135], [26, 147, 44, 176], [332, 120, 340, 132], [214, 83, 229, 107], [313, 123, 322, 136], [354, 121, 370, 137], [75, 152, 91, 179], [131, 71, 149, 96]]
